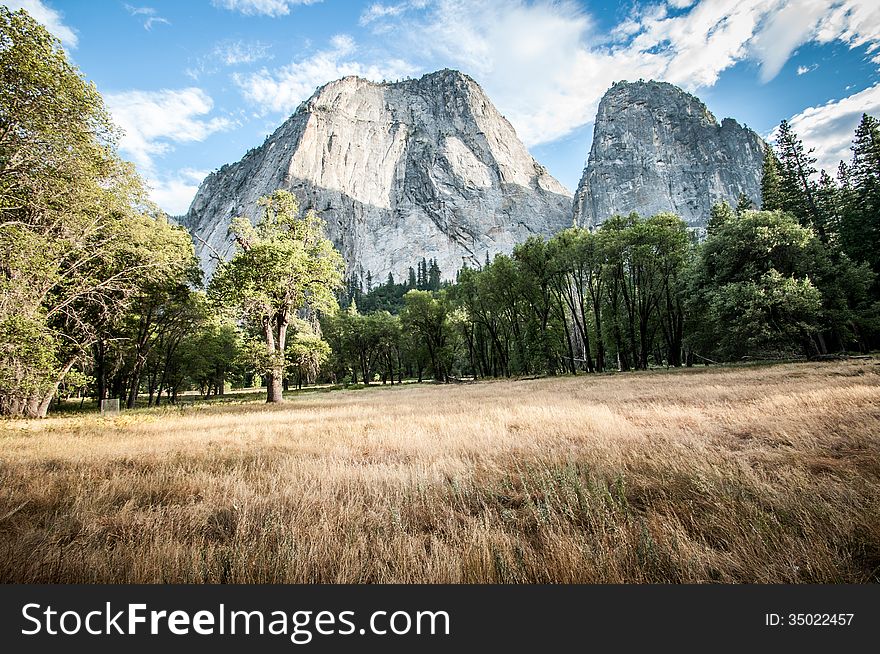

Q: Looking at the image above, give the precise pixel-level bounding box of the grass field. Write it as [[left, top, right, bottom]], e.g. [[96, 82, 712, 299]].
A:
[[1, 360, 879, 583]]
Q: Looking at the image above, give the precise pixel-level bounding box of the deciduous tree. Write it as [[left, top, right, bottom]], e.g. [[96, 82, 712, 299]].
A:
[[209, 190, 344, 403]]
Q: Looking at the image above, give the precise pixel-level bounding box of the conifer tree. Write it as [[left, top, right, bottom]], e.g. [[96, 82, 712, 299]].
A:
[[774, 120, 826, 241], [418, 257, 427, 289], [707, 201, 735, 235], [840, 114, 880, 274], [735, 193, 754, 215], [428, 259, 441, 290], [761, 142, 783, 211]]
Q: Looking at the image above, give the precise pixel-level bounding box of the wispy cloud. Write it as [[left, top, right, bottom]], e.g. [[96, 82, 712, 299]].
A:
[[797, 64, 819, 75], [105, 87, 235, 213], [216, 40, 273, 65], [124, 4, 171, 31], [105, 87, 233, 173], [362, 0, 880, 147], [778, 83, 880, 174], [186, 40, 274, 80], [146, 168, 211, 215], [233, 34, 415, 115], [359, 1, 427, 26], [4, 0, 77, 47], [210, 0, 321, 17]]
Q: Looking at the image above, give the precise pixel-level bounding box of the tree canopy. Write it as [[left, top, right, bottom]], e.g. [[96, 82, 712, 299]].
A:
[[209, 190, 344, 403], [0, 8, 198, 417]]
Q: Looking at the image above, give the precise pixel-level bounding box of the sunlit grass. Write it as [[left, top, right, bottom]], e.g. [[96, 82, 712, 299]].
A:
[[1, 360, 878, 583]]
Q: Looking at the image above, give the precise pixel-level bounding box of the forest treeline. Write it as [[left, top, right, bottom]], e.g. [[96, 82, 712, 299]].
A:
[[1, 8, 878, 416]]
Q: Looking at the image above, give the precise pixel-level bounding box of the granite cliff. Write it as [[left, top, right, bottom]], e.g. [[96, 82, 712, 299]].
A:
[[573, 80, 765, 230], [184, 69, 573, 280]]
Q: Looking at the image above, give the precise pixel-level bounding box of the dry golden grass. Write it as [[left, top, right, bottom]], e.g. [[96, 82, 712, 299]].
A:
[[1, 360, 879, 583]]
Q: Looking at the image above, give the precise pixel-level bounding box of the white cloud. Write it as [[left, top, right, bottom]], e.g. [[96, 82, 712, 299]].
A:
[[186, 40, 273, 80], [359, 1, 427, 26], [401, 1, 606, 145], [104, 88, 233, 173], [104, 86, 230, 213], [4, 0, 77, 47], [748, 0, 828, 83], [782, 84, 880, 174], [144, 16, 170, 30], [368, 0, 880, 147], [211, 0, 321, 17], [234, 34, 415, 115], [146, 168, 209, 215], [124, 4, 171, 31], [796, 64, 818, 75], [216, 39, 273, 65], [814, 0, 880, 52]]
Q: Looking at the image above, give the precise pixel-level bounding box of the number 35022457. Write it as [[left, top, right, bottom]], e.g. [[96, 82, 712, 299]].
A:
[[765, 613, 854, 626]]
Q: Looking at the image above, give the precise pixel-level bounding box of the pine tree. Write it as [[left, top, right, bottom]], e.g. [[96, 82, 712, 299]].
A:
[[761, 142, 783, 211], [850, 114, 880, 190], [366, 270, 373, 293], [407, 266, 416, 288], [428, 258, 441, 290], [774, 120, 827, 241], [485, 250, 491, 269], [842, 114, 880, 274], [418, 257, 427, 290], [735, 193, 754, 215], [707, 201, 735, 235], [386, 272, 395, 288], [837, 161, 852, 190], [816, 170, 841, 243]]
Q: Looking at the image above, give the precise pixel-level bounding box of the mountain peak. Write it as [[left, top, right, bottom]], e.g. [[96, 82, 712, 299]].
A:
[[573, 80, 764, 229], [185, 69, 572, 281]]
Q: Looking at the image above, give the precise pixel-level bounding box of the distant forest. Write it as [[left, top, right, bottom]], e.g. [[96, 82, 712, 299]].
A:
[[2, 8, 879, 417]]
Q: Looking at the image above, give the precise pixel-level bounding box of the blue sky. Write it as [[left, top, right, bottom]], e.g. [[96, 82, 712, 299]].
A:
[[8, 0, 880, 214]]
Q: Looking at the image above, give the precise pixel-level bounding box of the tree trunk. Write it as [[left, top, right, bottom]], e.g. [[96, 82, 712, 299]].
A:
[[33, 357, 78, 418], [264, 314, 287, 404], [94, 341, 107, 402], [126, 365, 142, 409], [266, 369, 284, 403]]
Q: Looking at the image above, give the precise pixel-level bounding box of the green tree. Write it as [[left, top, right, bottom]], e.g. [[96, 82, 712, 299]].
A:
[[707, 201, 735, 235], [760, 142, 783, 211], [513, 237, 558, 373], [839, 114, 880, 278], [774, 120, 827, 241], [689, 210, 831, 358], [141, 291, 214, 406], [175, 319, 242, 399], [209, 190, 344, 403], [401, 290, 451, 382], [735, 193, 754, 215], [0, 8, 194, 417], [428, 259, 441, 290], [547, 228, 597, 373], [287, 319, 331, 389]]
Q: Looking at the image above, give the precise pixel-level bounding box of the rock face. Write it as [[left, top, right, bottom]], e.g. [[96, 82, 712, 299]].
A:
[[184, 69, 572, 281], [573, 80, 764, 230]]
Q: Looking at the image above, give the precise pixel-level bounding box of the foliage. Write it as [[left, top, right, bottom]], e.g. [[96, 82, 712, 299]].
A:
[[400, 290, 454, 382], [209, 190, 343, 403], [0, 8, 196, 417]]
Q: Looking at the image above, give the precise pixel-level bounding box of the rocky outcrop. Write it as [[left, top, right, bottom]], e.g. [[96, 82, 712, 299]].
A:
[[573, 80, 764, 230], [184, 69, 572, 280]]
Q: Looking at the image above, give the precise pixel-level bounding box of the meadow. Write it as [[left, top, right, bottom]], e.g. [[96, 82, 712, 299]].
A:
[[1, 360, 878, 583]]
